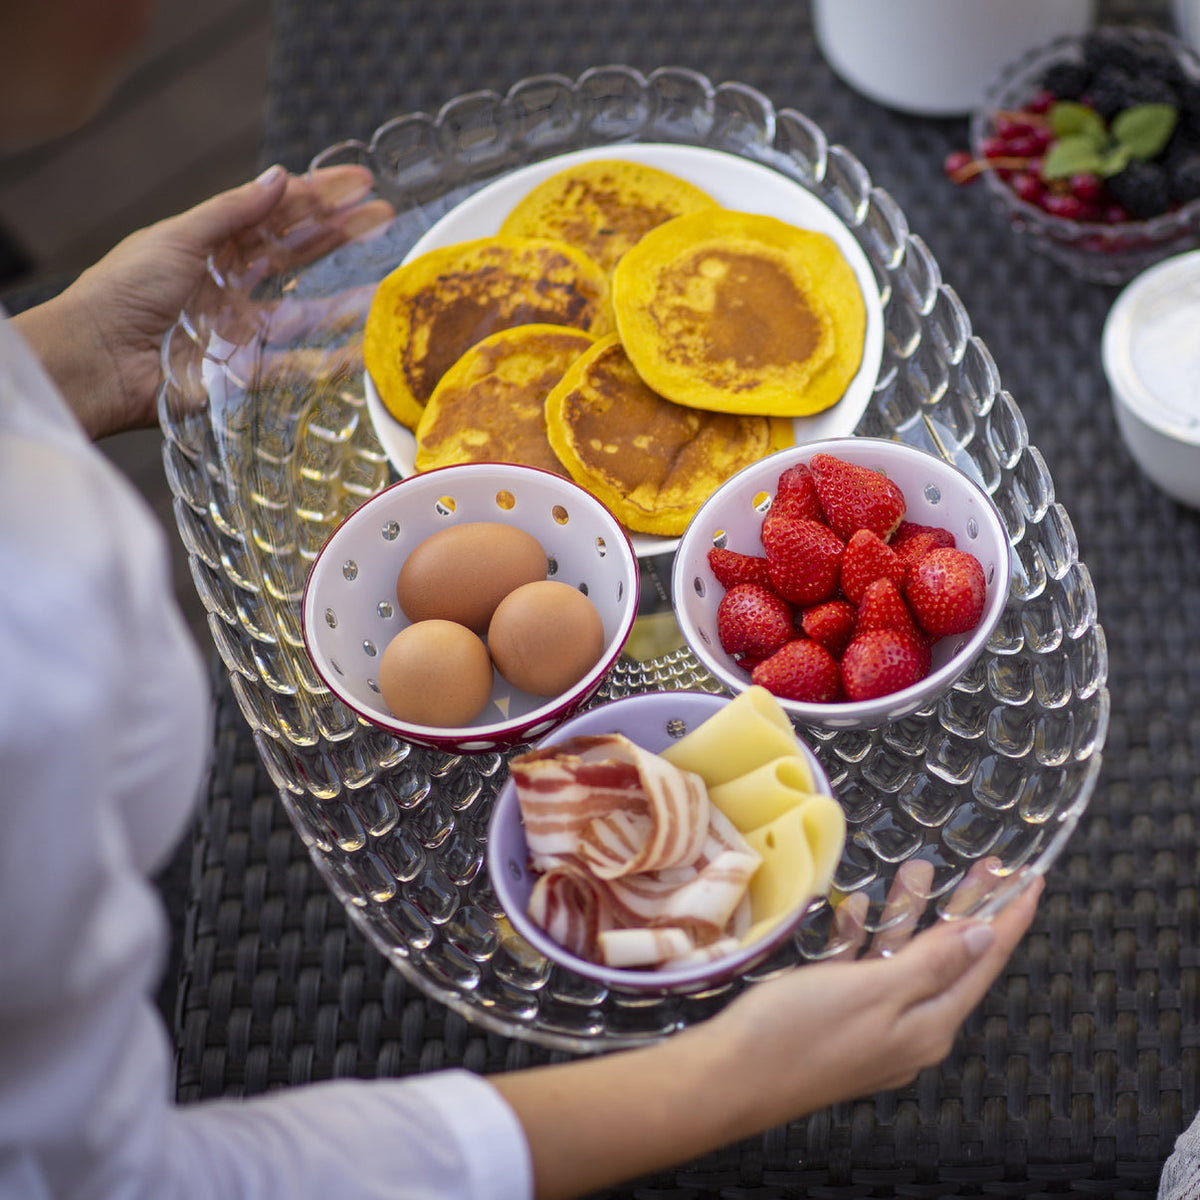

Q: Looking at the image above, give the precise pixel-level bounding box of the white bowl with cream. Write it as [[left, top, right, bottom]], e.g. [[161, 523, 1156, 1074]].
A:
[[1102, 251, 1200, 508]]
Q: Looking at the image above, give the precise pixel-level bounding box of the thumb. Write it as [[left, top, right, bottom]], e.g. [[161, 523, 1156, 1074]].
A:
[[892, 917, 997, 1009], [166, 164, 289, 252], [893, 874, 1044, 1016]]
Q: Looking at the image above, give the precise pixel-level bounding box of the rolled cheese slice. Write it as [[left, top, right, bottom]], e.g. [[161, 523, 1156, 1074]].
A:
[[660, 686, 801, 787], [708, 754, 818, 833]]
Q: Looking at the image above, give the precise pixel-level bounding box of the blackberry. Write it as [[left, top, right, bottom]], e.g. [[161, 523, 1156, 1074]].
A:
[[1130, 46, 1186, 88], [1179, 80, 1200, 133], [1041, 60, 1092, 100], [1120, 74, 1179, 110], [1165, 126, 1200, 170], [1169, 153, 1200, 203], [1082, 30, 1143, 76], [1106, 160, 1171, 218], [1088, 64, 1137, 121]]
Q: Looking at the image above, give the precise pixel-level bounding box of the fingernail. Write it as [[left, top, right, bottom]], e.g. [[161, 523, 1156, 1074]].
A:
[[255, 163, 285, 187], [961, 922, 995, 958]]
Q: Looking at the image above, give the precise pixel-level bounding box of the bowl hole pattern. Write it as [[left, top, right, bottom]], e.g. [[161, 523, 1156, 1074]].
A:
[[495, 489, 516, 510]]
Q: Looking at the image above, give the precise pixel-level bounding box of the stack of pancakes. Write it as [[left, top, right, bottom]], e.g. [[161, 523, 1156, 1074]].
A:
[[363, 158, 865, 537]]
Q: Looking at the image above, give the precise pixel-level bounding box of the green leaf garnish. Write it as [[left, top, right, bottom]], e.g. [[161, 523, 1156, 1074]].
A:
[[1111, 103, 1178, 161], [1050, 101, 1107, 144], [1042, 136, 1104, 180], [1099, 144, 1133, 177]]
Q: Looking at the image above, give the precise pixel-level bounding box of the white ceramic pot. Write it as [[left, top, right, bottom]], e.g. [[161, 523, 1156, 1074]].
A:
[[812, 0, 1097, 117], [1102, 251, 1200, 509]]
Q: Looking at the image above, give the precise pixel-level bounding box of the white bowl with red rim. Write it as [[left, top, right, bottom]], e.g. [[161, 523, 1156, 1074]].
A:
[[301, 462, 640, 753], [486, 690, 834, 994], [671, 438, 1012, 731]]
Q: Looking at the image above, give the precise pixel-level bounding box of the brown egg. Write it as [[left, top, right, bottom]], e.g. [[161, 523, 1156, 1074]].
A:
[[396, 522, 548, 633], [378, 619, 494, 727], [488, 580, 606, 697]]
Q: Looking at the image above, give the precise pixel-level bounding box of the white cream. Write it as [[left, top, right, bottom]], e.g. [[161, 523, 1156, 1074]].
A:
[[1128, 280, 1200, 431]]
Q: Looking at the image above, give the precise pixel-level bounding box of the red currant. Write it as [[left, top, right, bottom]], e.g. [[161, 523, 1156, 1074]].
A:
[[1026, 89, 1055, 114], [1069, 173, 1104, 204], [1006, 134, 1040, 158], [1043, 193, 1092, 221], [1011, 171, 1045, 204]]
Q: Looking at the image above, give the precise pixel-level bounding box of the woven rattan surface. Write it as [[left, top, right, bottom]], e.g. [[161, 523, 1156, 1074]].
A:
[[173, 0, 1200, 1193]]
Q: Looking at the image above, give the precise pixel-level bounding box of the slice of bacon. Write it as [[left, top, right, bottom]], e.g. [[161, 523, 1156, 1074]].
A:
[[597, 927, 696, 969], [511, 733, 767, 970], [526, 861, 617, 959], [511, 734, 709, 876]]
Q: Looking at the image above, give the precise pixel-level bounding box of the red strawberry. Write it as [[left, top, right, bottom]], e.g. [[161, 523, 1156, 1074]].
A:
[[763, 488, 818, 534], [716, 582, 796, 659], [892, 520, 956, 551], [801, 599, 857, 658], [840, 628, 929, 701], [772, 463, 823, 519], [904, 547, 987, 637], [752, 638, 842, 703], [891, 523, 957, 573], [839, 528, 906, 605], [708, 547, 772, 589], [809, 453, 906, 542], [852, 577, 924, 643], [761, 516, 844, 606]]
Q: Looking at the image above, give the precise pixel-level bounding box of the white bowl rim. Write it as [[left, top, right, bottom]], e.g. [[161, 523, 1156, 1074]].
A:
[[1102, 249, 1200, 447], [671, 437, 1012, 728], [486, 689, 835, 992], [300, 461, 641, 743]]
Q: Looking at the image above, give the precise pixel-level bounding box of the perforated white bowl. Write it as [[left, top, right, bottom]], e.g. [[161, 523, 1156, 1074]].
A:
[[672, 438, 1012, 730], [487, 690, 835, 994], [301, 463, 640, 752]]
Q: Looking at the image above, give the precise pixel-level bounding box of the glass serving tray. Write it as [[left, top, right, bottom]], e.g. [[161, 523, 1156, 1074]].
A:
[[158, 65, 1110, 1052]]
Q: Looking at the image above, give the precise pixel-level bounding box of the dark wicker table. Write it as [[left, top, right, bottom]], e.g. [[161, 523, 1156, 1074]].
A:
[[172, 0, 1200, 1193]]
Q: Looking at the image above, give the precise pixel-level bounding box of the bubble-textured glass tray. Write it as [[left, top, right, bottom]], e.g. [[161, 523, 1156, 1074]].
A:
[[158, 65, 1109, 1052]]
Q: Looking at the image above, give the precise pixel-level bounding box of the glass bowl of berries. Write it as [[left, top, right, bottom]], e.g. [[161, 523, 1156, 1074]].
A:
[[950, 27, 1200, 284], [671, 439, 1011, 732]]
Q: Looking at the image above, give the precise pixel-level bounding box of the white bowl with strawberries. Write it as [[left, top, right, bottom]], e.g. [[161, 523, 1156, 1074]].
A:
[[671, 438, 1012, 730]]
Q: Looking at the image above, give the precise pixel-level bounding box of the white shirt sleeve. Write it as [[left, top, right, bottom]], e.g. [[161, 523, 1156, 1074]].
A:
[[0, 315, 533, 1200], [1160, 1110, 1200, 1200]]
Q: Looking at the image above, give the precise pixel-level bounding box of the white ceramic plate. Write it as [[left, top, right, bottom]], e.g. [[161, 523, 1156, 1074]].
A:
[[364, 143, 885, 557]]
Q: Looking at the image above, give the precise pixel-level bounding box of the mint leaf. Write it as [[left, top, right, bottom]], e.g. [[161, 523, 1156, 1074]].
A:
[[1042, 136, 1105, 180], [1099, 143, 1133, 177], [1050, 101, 1106, 144], [1111, 103, 1178, 160]]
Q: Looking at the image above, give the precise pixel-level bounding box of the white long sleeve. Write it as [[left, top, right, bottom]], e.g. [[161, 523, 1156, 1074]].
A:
[[0, 312, 533, 1200], [1160, 1111, 1200, 1200]]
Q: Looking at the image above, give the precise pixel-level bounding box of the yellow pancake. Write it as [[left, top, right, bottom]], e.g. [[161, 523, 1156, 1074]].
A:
[[611, 209, 866, 417], [414, 324, 595, 476], [364, 236, 612, 429], [498, 159, 718, 276], [545, 334, 793, 536]]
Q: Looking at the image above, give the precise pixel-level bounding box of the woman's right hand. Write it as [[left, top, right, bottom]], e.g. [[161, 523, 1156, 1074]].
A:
[[706, 869, 1043, 1126]]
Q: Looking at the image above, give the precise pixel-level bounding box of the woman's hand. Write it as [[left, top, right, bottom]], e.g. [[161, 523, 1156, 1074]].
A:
[[13, 164, 392, 440], [706, 870, 1044, 1122], [494, 869, 1044, 1200]]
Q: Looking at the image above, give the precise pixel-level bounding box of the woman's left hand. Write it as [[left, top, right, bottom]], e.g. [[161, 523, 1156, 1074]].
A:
[[14, 164, 392, 439]]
